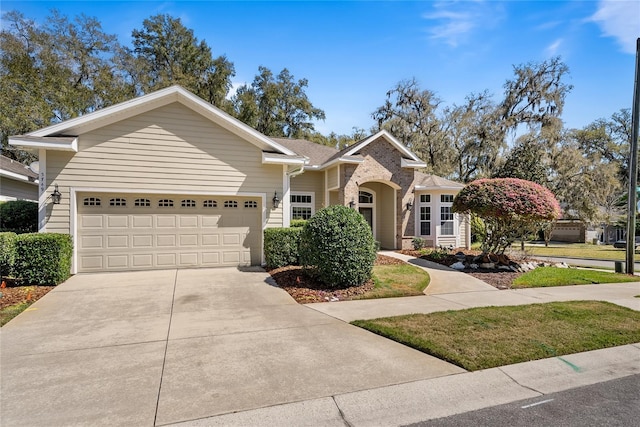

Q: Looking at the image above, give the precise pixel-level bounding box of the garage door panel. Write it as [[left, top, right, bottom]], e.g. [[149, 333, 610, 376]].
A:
[[179, 216, 198, 228], [77, 194, 261, 272], [107, 235, 128, 248], [81, 235, 103, 249], [81, 215, 103, 228], [132, 215, 153, 228], [132, 254, 153, 268], [157, 235, 177, 247], [107, 216, 128, 228], [179, 235, 198, 246], [107, 255, 128, 268], [156, 216, 176, 228], [157, 253, 177, 266], [132, 235, 153, 247], [202, 235, 220, 246]]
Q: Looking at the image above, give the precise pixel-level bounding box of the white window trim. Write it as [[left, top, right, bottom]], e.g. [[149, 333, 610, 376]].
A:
[[438, 194, 458, 240], [290, 191, 315, 220], [416, 193, 432, 237], [358, 189, 376, 239]]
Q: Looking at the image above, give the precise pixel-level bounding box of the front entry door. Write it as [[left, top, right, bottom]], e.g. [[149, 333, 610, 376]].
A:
[[359, 207, 373, 232]]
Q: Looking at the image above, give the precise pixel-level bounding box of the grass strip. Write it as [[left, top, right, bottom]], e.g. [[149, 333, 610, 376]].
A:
[[522, 244, 628, 261], [512, 267, 639, 288], [0, 302, 31, 327], [357, 264, 429, 299], [351, 301, 640, 371]]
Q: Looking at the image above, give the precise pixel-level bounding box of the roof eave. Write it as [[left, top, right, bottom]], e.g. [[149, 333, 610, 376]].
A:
[[261, 153, 306, 165], [415, 185, 464, 191], [317, 155, 364, 170], [9, 137, 78, 152], [401, 158, 427, 169]]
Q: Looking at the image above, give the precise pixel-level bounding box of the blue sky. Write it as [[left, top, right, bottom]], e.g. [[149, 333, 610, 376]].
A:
[[3, 0, 638, 137]]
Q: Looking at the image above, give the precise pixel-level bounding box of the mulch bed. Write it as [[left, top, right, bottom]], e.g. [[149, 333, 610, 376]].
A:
[[267, 254, 404, 303], [268, 252, 527, 303], [0, 280, 55, 310]]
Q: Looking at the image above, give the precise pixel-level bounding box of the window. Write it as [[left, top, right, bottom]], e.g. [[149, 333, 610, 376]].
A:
[[359, 191, 373, 204], [158, 199, 174, 207], [109, 198, 126, 207], [441, 194, 454, 203], [224, 200, 238, 208], [290, 192, 314, 220], [420, 206, 431, 235], [420, 194, 431, 203], [203, 200, 217, 208], [181, 199, 196, 208], [440, 206, 454, 235], [83, 197, 101, 206], [134, 198, 150, 207], [244, 200, 258, 208]]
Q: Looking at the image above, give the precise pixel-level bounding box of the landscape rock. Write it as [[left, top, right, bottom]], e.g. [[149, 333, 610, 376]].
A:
[[451, 261, 466, 270], [469, 263, 479, 270], [479, 262, 495, 269]]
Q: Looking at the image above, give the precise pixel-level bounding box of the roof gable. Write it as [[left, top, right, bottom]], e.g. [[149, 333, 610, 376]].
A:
[[342, 130, 424, 164], [10, 85, 296, 156]]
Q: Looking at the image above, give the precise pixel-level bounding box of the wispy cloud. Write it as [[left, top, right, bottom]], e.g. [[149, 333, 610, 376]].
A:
[[545, 38, 563, 56], [422, 0, 505, 47], [590, 0, 639, 54]]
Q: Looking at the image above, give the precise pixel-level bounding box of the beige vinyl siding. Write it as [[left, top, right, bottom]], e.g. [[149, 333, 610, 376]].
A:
[[44, 102, 284, 234], [327, 166, 339, 189], [0, 178, 38, 201], [290, 171, 324, 212]]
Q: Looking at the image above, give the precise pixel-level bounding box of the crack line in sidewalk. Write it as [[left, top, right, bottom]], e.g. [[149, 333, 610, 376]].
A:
[[153, 269, 178, 427], [498, 367, 544, 395], [332, 396, 354, 427]]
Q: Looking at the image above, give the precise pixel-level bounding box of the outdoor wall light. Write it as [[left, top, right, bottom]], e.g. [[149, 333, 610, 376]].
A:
[[272, 191, 280, 209], [348, 198, 355, 209], [51, 184, 62, 204], [406, 199, 413, 211]]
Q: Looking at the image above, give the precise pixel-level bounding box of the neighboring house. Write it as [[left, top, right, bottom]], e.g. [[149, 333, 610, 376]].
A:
[[0, 154, 38, 202], [9, 85, 470, 274]]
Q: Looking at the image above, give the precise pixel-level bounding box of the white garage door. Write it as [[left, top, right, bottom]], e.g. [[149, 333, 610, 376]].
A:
[[77, 193, 262, 272]]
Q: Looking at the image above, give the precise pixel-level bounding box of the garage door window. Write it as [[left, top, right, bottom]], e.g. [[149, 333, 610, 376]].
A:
[[83, 197, 101, 206], [203, 200, 217, 208], [244, 200, 258, 208], [110, 198, 127, 207], [158, 199, 174, 207], [134, 198, 150, 207], [224, 200, 238, 208], [181, 199, 196, 208]]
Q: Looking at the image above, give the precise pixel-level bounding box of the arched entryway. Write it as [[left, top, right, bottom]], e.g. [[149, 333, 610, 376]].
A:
[[358, 181, 398, 249]]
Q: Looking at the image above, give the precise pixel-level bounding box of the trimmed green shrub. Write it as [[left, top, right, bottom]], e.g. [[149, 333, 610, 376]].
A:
[[412, 237, 428, 250], [14, 233, 73, 285], [290, 219, 307, 228], [0, 200, 38, 233], [0, 231, 17, 278], [264, 227, 302, 268], [299, 205, 376, 287]]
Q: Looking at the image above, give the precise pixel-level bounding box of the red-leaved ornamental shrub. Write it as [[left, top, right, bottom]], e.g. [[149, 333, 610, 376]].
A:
[[453, 178, 560, 254]]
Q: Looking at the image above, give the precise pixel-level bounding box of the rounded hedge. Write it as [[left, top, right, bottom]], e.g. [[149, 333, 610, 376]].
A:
[[0, 200, 38, 233], [299, 204, 376, 287]]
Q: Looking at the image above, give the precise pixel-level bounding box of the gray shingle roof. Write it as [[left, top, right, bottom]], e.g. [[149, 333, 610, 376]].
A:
[[414, 171, 465, 189], [270, 138, 339, 166], [0, 155, 38, 180]]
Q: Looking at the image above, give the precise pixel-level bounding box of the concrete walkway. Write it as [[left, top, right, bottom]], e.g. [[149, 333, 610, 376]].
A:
[[307, 251, 640, 322]]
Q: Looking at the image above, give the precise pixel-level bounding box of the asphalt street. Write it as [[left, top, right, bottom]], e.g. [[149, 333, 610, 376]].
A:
[[406, 373, 640, 427]]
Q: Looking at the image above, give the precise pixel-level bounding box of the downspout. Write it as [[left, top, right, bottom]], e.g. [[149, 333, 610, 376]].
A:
[[287, 164, 305, 178]]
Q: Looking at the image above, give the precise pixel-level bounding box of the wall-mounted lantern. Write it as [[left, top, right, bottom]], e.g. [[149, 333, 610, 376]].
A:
[[51, 184, 62, 204], [272, 191, 281, 209]]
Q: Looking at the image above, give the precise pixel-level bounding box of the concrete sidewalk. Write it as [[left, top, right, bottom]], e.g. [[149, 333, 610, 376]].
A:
[[306, 251, 640, 322]]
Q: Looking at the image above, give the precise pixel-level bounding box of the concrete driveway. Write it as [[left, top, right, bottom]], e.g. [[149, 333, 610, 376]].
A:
[[0, 267, 463, 426]]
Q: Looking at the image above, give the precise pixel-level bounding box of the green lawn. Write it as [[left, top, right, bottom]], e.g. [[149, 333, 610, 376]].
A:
[[512, 267, 639, 288], [518, 243, 629, 261], [358, 264, 430, 299], [352, 301, 640, 371], [0, 302, 31, 327]]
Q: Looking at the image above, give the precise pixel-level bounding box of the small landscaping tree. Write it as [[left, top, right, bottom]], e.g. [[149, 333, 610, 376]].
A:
[[299, 204, 376, 287], [453, 178, 560, 254]]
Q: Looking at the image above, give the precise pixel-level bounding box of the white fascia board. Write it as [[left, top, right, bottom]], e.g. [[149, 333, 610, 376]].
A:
[[262, 153, 306, 165], [9, 137, 78, 152], [401, 158, 427, 168], [317, 156, 364, 170], [0, 169, 37, 182]]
